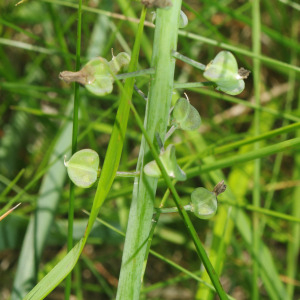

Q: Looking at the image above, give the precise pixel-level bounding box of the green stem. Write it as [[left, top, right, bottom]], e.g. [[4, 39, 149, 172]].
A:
[[219, 199, 300, 223], [65, 0, 82, 298], [174, 81, 215, 89], [83, 210, 235, 300], [116, 3, 184, 299], [115, 171, 140, 177], [252, 0, 261, 299], [130, 102, 229, 300], [115, 67, 155, 80], [155, 204, 192, 214], [286, 14, 300, 300], [172, 50, 206, 70], [164, 125, 177, 142]]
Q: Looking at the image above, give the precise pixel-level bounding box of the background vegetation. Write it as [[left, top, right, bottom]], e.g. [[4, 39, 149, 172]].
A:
[[0, 0, 299, 299]]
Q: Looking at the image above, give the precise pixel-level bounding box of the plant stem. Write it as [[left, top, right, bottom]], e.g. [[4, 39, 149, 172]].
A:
[[65, 0, 82, 298], [115, 171, 140, 177], [116, 3, 183, 299], [155, 204, 192, 214], [130, 102, 229, 300], [286, 14, 300, 300], [174, 81, 215, 89], [115, 67, 155, 80], [164, 125, 177, 142], [172, 50, 206, 70], [252, 0, 261, 299]]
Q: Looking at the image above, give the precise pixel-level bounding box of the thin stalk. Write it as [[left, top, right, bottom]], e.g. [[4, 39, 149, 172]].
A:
[[218, 199, 300, 223], [115, 67, 155, 80], [130, 102, 228, 299], [177, 31, 300, 74], [186, 137, 300, 179], [172, 50, 206, 70], [252, 1, 261, 298], [174, 81, 215, 89], [83, 210, 235, 299], [65, 0, 82, 298], [287, 89, 300, 299], [164, 125, 177, 142], [115, 171, 140, 177], [285, 12, 299, 300], [179, 121, 300, 164]]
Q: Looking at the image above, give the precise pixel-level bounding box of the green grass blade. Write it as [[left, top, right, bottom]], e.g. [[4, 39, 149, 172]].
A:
[[65, 0, 83, 297], [23, 7, 146, 300], [12, 107, 73, 299], [130, 102, 229, 299], [187, 137, 300, 178]]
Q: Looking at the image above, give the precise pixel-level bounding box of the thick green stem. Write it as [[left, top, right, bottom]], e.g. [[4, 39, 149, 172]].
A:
[[116, 3, 182, 299]]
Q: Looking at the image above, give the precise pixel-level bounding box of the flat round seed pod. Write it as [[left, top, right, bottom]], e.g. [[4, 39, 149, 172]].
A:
[[144, 144, 186, 181], [203, 51, 248, 95], [64, 149, 99, 188], [172, 97, 190, 123], [191, 187, 217, 219]]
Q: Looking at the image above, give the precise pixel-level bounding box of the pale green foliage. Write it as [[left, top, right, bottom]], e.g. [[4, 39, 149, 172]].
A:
[[203, 51, 247, 95], [64, 149, 99, 188], [190, 187, 218, 219], [144, 144, 186, 181]]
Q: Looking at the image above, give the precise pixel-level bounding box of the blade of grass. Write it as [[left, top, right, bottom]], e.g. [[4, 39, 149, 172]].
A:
[[129, 102, 228, 299], [11, 106, 73, 300], [23, 6, 146, 299], [186, 137, 300, 178], [65, 0, 82, 298]]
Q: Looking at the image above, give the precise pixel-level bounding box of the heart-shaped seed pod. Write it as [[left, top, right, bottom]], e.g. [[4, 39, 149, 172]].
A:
[[64, 149, 99, 188], [59, 52, 131, 96], [144, 144, 187, 181], [172, 97, 201, 131], [203, 51, 250, 95], [190, 187, 218, 219]]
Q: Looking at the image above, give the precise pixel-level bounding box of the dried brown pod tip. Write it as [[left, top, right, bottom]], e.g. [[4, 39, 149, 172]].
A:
[[238, 67, 251, 79], [213, 180, 227, 196], [59, 70, 91, 85]]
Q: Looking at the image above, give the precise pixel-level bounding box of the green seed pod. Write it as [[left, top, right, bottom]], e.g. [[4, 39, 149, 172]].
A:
[[144, 144, 186, 181], [172, 97, 201, 131], [172, 97, 190, 123], [64, 149, 100, 188], [180, 105, 201, 131], [203, 51, 250, 95], [84, 57, 114, 96], [190, 187, 217, 219], [108, 52, 131, 74], [59, 52, 131, 96]]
